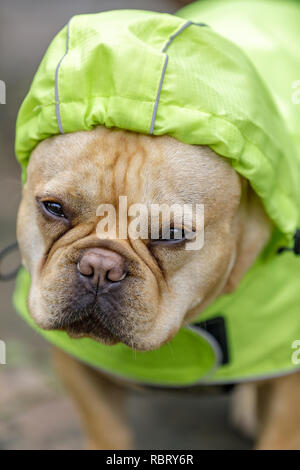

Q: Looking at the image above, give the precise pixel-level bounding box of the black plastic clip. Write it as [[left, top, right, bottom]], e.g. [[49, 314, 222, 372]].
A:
[[277, 229, 300, 255]]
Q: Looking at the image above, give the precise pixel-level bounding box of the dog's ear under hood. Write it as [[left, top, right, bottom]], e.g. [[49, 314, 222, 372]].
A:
[[15, 8, 300, 243]]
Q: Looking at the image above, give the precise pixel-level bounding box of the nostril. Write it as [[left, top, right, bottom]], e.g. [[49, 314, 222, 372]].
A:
[[77, 260, 94, 278], [119, 271, 127, 281], [106, 267, 128, 283]]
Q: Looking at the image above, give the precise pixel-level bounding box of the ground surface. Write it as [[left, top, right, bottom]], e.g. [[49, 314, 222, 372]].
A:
[[0, 0, 251, 450]]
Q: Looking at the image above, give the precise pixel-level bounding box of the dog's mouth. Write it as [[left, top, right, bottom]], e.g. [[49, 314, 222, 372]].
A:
[[45, 290, 143, 347], [59, 317, 120, 345], [50, 304, 124, 346], [37, 259, 158, 349]]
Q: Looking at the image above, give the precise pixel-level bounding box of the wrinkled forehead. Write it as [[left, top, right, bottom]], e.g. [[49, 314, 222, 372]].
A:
[[26, 126, 237, 207]]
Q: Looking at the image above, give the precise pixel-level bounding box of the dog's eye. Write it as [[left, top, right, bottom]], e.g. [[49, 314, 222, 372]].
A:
[[151, 228, 187, 246], [163, 228, 185, 241], [42, 201, 66, 218]]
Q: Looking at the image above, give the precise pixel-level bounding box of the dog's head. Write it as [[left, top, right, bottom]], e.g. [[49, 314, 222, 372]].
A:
[[17, 126, 271, 350]]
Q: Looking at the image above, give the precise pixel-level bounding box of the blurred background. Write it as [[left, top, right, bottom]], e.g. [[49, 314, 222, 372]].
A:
[[0, 0, 251, 449]]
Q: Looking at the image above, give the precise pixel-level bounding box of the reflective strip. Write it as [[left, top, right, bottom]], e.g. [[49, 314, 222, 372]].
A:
[[55, 19, 207, 136], [150, 21, 207, 135], [55, 19, 71, 134], [199, 365, 300, 386], [149, 55, 169, 135], [162, 20, 193, 53]]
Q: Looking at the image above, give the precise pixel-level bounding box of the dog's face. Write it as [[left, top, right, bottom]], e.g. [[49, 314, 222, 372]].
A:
[[17, 126, 270, 350]]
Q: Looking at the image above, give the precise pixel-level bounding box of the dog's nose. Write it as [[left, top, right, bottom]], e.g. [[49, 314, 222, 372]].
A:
[[77, 248, 127, 290]]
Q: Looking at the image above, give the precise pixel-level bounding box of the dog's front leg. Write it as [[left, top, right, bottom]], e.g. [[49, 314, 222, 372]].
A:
[[53, 347, 133, 450], [256, 371, 300, 450]]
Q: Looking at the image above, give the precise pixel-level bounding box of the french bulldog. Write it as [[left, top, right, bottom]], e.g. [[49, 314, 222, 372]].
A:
[[16, 125, 300, 449], [14, 0, 300, 448]]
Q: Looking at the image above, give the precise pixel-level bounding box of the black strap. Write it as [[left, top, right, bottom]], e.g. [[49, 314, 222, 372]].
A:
[[294, 229, 300, 254], [194, 315, 230, 365], [0, 242, 21, 281]]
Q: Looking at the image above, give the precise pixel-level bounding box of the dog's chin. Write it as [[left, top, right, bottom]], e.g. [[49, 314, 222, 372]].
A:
[[60, 325, 161, 351], [32, 310, 149, 350], [34, 312, 174, 351], [57, 320, 170, 352], [65, 328, 119, 346], [62, 323, 162, 351], [30, 298, 172, 351], [51, 315, 123, 346]]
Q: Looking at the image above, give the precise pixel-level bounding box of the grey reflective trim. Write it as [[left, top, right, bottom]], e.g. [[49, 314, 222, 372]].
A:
[[199, 365, 300, 386], [149, 54, 168, 135], [188, 325, 223, 382], [162, 20, 193, 53], [55, 19, 71, 134], [150, 20, 203, 135]]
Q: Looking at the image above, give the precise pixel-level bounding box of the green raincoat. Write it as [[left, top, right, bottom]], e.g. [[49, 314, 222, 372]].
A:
[[14, 0, 300, 386]]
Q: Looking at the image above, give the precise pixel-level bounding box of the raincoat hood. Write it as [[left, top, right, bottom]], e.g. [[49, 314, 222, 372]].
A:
[[14, 0, 300, 386], [15, 2, 300, 240]]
